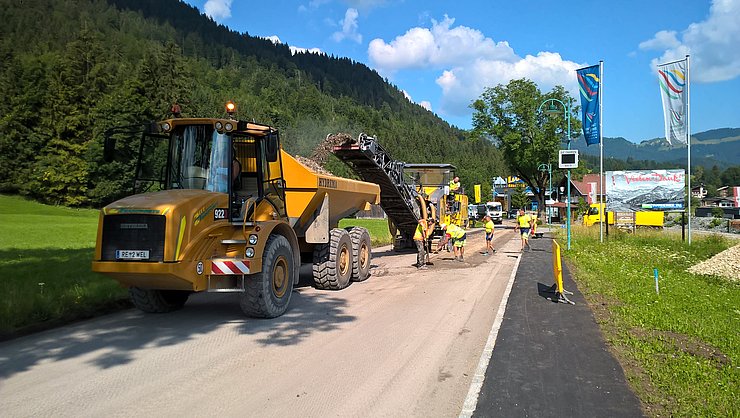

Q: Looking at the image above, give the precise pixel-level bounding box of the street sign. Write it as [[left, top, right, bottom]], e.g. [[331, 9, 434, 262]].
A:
[[558, 150, 579, 169]]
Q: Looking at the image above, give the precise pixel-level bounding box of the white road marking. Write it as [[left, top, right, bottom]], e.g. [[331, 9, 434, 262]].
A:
[[459, 251, 522, 417]]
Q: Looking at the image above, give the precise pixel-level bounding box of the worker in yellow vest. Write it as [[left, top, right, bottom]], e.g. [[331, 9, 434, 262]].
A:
[[413, 219, 435, 269], [448, 176, 461, 193], [444, 223, 467, 262], [515, 209, 533, 252], [482, 215, 496, 255]]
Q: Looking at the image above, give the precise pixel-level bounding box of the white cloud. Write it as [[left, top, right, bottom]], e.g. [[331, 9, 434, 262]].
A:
[[638, 30, 681, 50], [368, 16, 583, 117], [204, 0, 232, 20], [332, 8, 362, 43], [369, 16, 517, 72], [264, 36, 323, 56], [401, 90, 433, 112], [641, 0, 740, 83]]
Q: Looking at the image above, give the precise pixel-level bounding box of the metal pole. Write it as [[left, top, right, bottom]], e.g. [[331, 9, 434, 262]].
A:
[[566, 101, 572, 250], [686, 55, 692, 245], [548, 164, 552, 226], [599, 60, 604, 243]]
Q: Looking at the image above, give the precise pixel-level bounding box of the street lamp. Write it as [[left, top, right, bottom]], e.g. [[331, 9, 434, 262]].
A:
[[538, 98, 572, 250], [538, 162, 552, 225]]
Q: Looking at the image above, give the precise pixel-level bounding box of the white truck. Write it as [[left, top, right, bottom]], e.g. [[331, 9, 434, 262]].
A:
[[485, 201, 503, 224]]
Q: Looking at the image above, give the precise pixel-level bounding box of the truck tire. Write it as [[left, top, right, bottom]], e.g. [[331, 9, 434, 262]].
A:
[[240, 235, 294, 318], [129, 287, 190, 313], [312, 228, 352, 290], [346, 226, 372, 282]]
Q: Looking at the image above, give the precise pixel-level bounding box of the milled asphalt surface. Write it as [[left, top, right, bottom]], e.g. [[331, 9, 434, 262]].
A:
[[472, 231, 645, 418]]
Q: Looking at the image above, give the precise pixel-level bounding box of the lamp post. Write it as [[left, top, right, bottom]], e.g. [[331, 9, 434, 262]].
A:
[[538, 163, 552, 225], [538, 98, 572, 250]]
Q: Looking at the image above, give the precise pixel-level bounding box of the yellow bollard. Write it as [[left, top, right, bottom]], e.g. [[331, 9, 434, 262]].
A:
[[549, 240, 574, 305], [552, 240, 564, 294]]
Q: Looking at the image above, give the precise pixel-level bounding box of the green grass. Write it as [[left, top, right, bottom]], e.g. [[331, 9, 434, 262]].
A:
[[339, 217, 393, 247], [562, 226, 739, 417], [0, 195, 129, 337]]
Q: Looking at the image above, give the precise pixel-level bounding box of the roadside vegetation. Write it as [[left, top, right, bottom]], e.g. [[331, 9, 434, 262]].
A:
[[0, 195, 392, 338], [0, 195, 129, 338], [563, 226, 739, 417]]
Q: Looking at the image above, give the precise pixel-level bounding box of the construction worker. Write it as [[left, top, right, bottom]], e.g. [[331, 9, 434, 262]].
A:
[[414, 219, 435, 269], [448, 176, 461, 193], [515, 209, 533, 252], [442, 222, 466, 262], [481, 215, 496, 255]]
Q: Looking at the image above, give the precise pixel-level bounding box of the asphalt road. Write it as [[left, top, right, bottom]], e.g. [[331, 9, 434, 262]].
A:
[[0, 227, 520, 417]]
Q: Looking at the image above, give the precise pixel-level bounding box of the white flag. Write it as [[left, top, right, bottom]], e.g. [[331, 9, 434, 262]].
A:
[[657, 59, 688, 145]]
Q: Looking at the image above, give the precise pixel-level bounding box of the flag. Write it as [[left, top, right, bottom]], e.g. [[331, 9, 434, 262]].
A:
[[657, 59, 688, 144], [576, 65, 601, 146]]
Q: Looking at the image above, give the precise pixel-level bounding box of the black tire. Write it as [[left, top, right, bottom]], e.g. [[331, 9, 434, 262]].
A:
[[129, 287, 190, 313], [312, 228, 353, 290], [346, 226, 372, 282], [240, 235, 294, 318]]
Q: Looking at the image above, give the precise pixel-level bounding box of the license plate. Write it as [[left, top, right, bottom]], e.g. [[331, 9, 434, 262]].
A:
[[116, 250, 150, 260]]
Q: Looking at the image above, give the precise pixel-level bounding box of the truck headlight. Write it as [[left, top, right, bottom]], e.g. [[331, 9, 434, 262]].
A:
[[248, 234, 258, 245], [245, 248, 255, 258]]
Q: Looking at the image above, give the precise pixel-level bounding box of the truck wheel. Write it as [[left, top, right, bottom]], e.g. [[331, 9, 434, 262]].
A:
[[240, 235, 294, 318], [129, 287, 190, 313], [347, 226, 372, 282], [312, 228, 353, 290]]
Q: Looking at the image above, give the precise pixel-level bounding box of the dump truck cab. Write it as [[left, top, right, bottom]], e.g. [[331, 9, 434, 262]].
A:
[[93, 106, 379, 318]]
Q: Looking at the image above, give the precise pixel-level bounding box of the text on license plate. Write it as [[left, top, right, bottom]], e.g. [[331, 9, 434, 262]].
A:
[[116, 250, 150, 260]]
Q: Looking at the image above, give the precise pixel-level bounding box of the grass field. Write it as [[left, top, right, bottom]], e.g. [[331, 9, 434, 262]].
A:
[[0, 195, 393, 337], [0, 195, 129, 337], [563, 226, 739, 417]]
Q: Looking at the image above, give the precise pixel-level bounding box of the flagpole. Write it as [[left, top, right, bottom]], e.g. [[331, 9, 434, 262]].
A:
[[599, 60, 604, 243], [686, 55, 691, 245]]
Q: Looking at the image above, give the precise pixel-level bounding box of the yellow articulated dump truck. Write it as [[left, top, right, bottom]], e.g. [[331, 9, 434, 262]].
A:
[[92, 104, 380, 318]]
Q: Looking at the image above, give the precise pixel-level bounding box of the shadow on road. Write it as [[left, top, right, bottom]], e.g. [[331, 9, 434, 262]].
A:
[[0, 259, 358, 380]]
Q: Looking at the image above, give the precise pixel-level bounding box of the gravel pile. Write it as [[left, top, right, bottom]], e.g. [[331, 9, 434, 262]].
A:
[[293, 132, 356, 175], [687, 244, 740, 282]]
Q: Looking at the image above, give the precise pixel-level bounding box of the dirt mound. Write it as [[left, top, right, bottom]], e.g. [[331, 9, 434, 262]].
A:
[[686, 243, 740, 282]]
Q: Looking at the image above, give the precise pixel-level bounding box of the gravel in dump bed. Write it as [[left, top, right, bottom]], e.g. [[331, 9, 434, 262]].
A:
[[293, 133, 356, 175], [294, 155, 333, 175], [687, 243, 740, 282]]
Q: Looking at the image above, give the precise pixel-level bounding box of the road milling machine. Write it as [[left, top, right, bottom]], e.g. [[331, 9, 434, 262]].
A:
[[92, 103, 380, 318], [331, 134, 467, 249]]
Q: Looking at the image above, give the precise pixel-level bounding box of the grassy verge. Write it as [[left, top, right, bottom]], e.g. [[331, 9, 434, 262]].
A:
[[563, 226, 739, 417], [339, 217, 393, 247], [0, 195, 129, 338]]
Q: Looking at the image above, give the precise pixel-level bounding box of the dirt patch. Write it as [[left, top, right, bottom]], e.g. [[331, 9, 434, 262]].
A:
[[630, 327, 730, 368]]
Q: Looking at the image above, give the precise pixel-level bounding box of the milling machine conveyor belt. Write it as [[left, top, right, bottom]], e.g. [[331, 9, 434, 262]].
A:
[[332, 134, 421, 236]]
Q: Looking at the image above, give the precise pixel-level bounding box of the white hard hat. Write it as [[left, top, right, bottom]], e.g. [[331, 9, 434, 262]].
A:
[[440, 223, 447, 229]]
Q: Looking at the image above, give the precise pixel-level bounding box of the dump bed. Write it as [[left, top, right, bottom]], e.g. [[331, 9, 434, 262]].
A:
[[281, 150, 380, 230]]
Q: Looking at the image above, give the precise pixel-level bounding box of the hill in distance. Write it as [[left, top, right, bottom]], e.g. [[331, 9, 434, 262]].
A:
[[571, 128, 740, 169]]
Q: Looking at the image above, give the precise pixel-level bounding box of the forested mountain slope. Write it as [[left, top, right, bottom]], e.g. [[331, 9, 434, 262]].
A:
[[0, 0, 506, 206]]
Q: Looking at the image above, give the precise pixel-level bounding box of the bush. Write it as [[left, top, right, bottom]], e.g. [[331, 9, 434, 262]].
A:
[[711, 207, 725, 218]]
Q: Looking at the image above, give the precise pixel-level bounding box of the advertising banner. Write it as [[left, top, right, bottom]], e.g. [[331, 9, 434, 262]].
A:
[[606, 170, 685, 211]]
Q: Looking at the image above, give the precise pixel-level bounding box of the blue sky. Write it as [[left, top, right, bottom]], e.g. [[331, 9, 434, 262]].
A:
[[183, 0, 740, 143]]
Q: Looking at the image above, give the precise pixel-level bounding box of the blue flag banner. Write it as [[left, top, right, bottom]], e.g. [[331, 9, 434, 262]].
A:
[[576, 65, 601, 146]]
